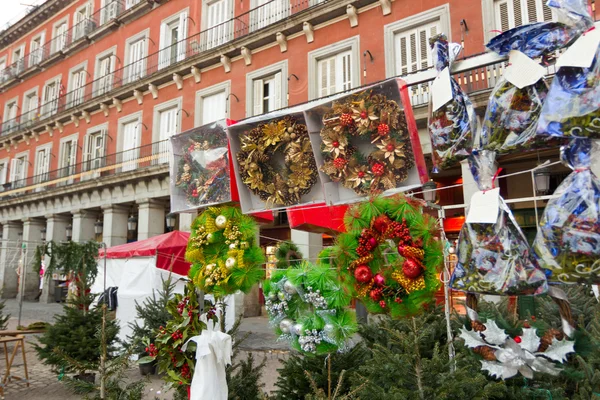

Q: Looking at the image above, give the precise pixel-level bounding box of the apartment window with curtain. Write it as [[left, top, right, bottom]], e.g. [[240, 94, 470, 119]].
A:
[[159, 11, 188, 69], [68, 66, 87, 107], [495, 0, 553, 31], [59, 136, 78, 180], [52, 19, 69, 54], [204, 0, 232, 50], [22, 90, 39, 125], [9, 153, 28, 188], [29, 33, 45, 66], [94, 50, 116, 96], [308, 37, 359, 100], [125, 35, 147, 84], [83, 126, 107, 177], [34, 145, 51, 184]]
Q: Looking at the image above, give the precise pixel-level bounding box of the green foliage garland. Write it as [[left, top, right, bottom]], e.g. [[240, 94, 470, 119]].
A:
[[330, 195, 443, 317], [275, 241, 304, 269], [33, 241, 101, 281], [263, 261, 357, 354], [185, 206, 265, 297]]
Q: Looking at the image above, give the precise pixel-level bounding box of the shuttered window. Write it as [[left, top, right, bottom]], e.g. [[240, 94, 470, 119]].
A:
[[96, 55, 114, 96], [200, 91, 226, 125], [125, 38, 146, 84], [122, 121, 139, 172], [250, 0, 288, 32], [159, 11, 189, 69], [125, 0, 142, 10], [393, 21, 439, 76], [23, 93, 39, 123], [101, 0, 120, 24], [34, 147, 50, 183], [206, 0, 231, 50], [83, 129, 106, 175], [495, 0, 553, 31], [73, 4, 92, 41], [10, 156, 27, 187], [30, 34, 44, 66], [42, 80, 60, 117], [252, 72, 282, 116], [53, 22, 69, 53], [0, 161, 7, 187], [69, 69, 87, 107], [60, 139, 77, 178], [317, 50, 353, 98]]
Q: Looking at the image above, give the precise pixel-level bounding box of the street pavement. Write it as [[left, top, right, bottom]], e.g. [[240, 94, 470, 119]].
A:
[[1, 299, 289, 400]]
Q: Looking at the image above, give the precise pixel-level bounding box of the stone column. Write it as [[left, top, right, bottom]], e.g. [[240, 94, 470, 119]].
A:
[[20, 218, 45, 300], [72, 209, 98, 243], [102, 205, 129, 247], [40, 215, 70, 304], [178, 211, 198, 233], [291, 230, 323, 261], [137, 199, 165, 240], [0, 222, 23, 298]]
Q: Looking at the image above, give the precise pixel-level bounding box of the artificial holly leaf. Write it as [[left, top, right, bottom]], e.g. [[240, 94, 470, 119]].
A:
[[519, 328, 541, 353], [459, 327, 488, 348], [482, 320, 509, 345], [540, 338, 575, 363], [530, 357, 563, 376], [481, 360, 518, 380]]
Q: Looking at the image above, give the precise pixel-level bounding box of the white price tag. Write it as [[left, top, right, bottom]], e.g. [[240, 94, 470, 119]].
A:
[[466, 188, 500, 224], [431, 67, 453, 112], [504, 51, 546, 89], [556, 28, 600, 70]]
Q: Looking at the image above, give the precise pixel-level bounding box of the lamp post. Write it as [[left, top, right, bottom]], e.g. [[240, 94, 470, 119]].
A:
[[40, 228, 46, 242], [127, 215, 138, 233], [94, 219, 103, 236], [534, 168, 551, 195], [422, 180, 438, 204], [65, 224, 72, 241], [166, 213, 176, 232]]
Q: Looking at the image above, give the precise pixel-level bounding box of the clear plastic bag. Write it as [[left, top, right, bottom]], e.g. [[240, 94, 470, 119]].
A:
[[533, 139, 600, 284], [537, 44, 600, 138], [449, 150, 548, 295], [427, 34, 476, 172]]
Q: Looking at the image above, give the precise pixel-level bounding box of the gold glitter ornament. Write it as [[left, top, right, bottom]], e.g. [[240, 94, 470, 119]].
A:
[[215, 215, 227, 229], [225, 257, 236, 269]]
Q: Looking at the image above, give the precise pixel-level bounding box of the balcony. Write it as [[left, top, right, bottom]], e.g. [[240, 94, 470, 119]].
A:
[[0, 140, 169, 198], [0, 0, 144, 90]]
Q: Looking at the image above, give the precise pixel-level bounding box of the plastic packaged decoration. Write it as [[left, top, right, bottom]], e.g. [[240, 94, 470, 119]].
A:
[[170, 121, 232, 213], [533, 139, 600, 284], [537, 44, 600, 138], [449, 150, 548, 295], [427, 34, 476, 172], [486, 0, 592, 59]]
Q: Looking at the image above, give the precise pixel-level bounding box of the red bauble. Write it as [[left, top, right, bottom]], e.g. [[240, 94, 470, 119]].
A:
[[367, 237, 378, 249], [373, 273, 385, 286], [402, 258, 423, 279], [377, 123, 390, 136], [332, 140, 340, 148], [372, 215, 391, 234], [354, 264, 373, 283], [369, 288, 382, 301], [360, 111, 368, 119], [514, 336, 522, 344]]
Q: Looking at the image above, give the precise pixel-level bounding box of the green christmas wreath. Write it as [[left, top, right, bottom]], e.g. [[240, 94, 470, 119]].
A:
[[330, 195, 443, 317], [263, 260, 357, 354], [185, 206, 265, 297]]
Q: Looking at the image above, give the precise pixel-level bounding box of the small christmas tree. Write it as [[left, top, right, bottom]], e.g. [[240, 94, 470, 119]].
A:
[[128, 277, 176, 355], [0, 294, 9, 330]]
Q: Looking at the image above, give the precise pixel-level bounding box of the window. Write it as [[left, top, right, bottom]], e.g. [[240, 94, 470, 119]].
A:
[[9, 153, 28, 188], [0, 159, 7, 189], [495, 0, 553, 31], [308, 37, 359, 100], [73, 3, 94, 41], [52, 20, 69, 54], [0, 58, 7, 82], [41, 78, 61, 118], [83, 126, 106, 177], [100, 0, 120, 25], [195, 82, 229, 126], [34, 145, 51, 184], [155, 105, 179, 163], [124, 36, 147, 84], [59, 136, 78, 180], [3, 99, 19, 134], [125, 0, 142, 10], [12, 45, 25, 75], [246, 62, 287, 117], [250, 0, 288, 32], [68, 65, 87, 107], [94, 50, 116, 96], [204, 0, 232, 50], [121, 119, 140, 172], [21, 89, 39, 125], [29, 33, 45, 66], [158, 11, 188, 69], [393, 21, 439, 76]]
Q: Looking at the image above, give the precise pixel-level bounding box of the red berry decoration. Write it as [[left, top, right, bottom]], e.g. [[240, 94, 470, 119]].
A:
[[379, 300, 387, 308], [377, 123, 390, 136], [358, 171, 365, 178], [333, 157, 348, 170], [402, 258, 424, 279], [369, 288, 383, 301], [367, 237, 378, 249], [354, 264, 373, 283], [371, 163, 385, 177], [340, 113, 354, 127], [372, 215, 391, 234], [514, 336, 522, 344], [360, 111, 368, 120], [373, 273, 385, 286], [332, 140, 340, 148]]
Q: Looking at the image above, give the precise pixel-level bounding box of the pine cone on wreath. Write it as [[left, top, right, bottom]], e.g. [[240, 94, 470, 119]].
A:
[[471, 320, 486, 332], [473, 345, 497, 361], [538, 328, 564, 352]]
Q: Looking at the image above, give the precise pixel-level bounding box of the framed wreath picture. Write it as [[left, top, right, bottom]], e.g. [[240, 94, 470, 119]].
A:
[[169, 121, 233, 213], [304, 78, 429, 205], [228, 110, 325, 213]]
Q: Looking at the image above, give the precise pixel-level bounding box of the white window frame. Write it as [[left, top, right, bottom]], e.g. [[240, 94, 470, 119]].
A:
[[194, 81, 230, 127], [117, 111, 143, 172], [307, 36, 360, 101], [3, 96, 19, 124], [93, 46, 117, 96], [51, 16, 70, 54], [0, 157, 8, 189], [10, 151, 29, 188], [245, 61, 288, 117], [72, 2, 95, 41], [11, 43, 26, 75], [67, 61, 88, 107], [125, 0, 142, 10], [249, 0, 289, 32], [83, 123, 108, 177], [41, 74, 62, 118], [482, 0, 553, 43], [202, 0, 234, 50], [34, 143, 52, 185], [153, 97, 182, 164], [29, 31, 46, 66], [158, 8, 189, 69], [383, 4, 450, 78], [58, 133, 79, 182], [124, 30, 149, 85], [100, 0, 121, 25], [21, 87, 39, 124]]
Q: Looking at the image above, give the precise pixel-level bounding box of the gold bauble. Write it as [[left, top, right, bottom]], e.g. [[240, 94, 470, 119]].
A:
[[225, 257, 236, 269], [215, 215, 228, 229], [207, 233, 216, 243], [205, 263, 216, 272]]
